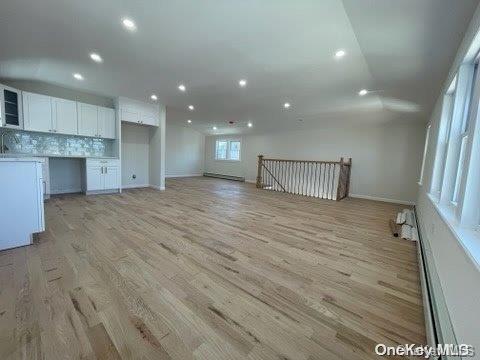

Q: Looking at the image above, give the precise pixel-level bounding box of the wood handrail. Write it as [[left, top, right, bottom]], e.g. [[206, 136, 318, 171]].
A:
[[256, 155, 352, 201], [262, 158, 351, 165]]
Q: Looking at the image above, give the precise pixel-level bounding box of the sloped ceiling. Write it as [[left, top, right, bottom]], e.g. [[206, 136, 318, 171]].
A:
[[0, 0, 478, 134]]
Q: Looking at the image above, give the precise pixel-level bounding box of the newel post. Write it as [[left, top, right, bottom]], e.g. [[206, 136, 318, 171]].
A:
[[256, 155, 264, 188], [336, 157, 344, 201]]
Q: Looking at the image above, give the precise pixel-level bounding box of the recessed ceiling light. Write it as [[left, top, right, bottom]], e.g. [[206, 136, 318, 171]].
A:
[[188, 105, 195, 111], [239, 79, 247, 87], [213, 126, 217, 130], [335, 49, 346, 58], [284, 102, 291, 109], [187, 119, 192, 123], [150, 94, 158, 101], [90, 53, 103, 63], [73, 73, 84, 81], [247, 122, 253, 127], [122, 18, 137, 31], [358, 89, 368, 96], [178, 84, 186, 92]]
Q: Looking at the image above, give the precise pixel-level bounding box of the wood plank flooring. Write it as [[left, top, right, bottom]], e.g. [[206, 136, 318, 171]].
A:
[[0, 177, 425, 359]]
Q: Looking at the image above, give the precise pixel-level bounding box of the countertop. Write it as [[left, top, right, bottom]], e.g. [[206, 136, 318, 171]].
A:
[[0, 157, 43, 162], [0, 153, 118, 160]]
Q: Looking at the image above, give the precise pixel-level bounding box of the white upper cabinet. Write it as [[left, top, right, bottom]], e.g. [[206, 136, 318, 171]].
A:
[[120, 108, 141, 124], [78, 103, 116, 139], [23, 92, 53, 133], [98, 107, 116, 139], [118, 97, 159, 127], [77, 103, 98, 137], [22, 90, 116, 139], [52, 98, 77, 135], [141, 112, 157, 126], [0, 84, 23, 129]]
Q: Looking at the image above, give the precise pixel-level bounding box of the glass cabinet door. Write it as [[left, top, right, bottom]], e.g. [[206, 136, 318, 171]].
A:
[[3, 89, 20, 127]]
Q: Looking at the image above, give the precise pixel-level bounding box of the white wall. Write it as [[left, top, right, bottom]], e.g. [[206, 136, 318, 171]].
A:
[[205, 121, 425, 203], [149, 105, 166, 190], [416, 3, 480, 353], [121, 123, 150, 188], [204, 135, 246, 179], [49, 158, 84, 194], [166, 120, 205, 177]]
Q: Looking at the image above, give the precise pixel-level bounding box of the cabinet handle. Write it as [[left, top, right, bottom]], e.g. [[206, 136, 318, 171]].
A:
[[105, 167, 108, 174]]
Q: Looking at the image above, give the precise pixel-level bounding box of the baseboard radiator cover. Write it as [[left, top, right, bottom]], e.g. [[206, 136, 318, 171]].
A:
[[203, 173, 245, 182], [414, 207, 458, 360]]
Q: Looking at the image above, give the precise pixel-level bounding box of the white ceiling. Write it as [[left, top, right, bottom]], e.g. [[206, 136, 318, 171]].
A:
[[0, 0, 478, 134]]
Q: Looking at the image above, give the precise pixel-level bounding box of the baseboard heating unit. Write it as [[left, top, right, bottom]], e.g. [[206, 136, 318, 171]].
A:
[[414, 207, 457, 360], [203, 173, 245, 182]]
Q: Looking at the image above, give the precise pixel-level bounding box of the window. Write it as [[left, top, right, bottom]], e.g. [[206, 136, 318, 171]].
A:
[[215, 140, 228, 160], [431, 79, 456, 197], [418, 125, 431, 186], [452, 135, 468, 204], [229, 141, 241, 160], [428, 55, 480, 248], [215, 139, 241, 161]]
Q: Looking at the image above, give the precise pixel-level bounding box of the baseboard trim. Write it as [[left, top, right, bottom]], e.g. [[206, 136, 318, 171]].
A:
[[121, 184, 150, 189], [150, 185, 165, 191], [50, 188, 82, 195], [166, 174, 203, 178], [203, 173, 245, 182], [349, 193, 415, 206], [86, 189, 120, 196]]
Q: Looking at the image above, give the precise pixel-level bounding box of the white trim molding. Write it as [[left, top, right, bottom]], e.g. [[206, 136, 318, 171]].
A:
[[121, 184, 150, 189], [350, 193, 416, 206], [165, 174, 203, 178]]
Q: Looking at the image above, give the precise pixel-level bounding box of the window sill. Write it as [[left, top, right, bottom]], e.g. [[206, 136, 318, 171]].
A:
[[214, 159, 241, 163], [427, 193, 480, 272]]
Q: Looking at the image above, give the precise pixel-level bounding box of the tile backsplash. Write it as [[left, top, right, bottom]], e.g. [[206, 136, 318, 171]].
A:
[[0, 129, 115, 157]]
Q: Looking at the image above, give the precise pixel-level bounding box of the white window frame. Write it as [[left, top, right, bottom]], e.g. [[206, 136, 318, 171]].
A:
[[428, 53, 480, 267], [430, 79, 456, 199], [418, 124, 431, 186], [215, 139, 241, 161]]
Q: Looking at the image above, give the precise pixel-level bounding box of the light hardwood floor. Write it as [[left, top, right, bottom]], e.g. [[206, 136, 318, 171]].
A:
[[0, 177, 425, 359]]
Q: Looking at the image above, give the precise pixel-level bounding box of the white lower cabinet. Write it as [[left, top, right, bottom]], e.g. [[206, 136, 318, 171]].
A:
[[86, 159, 120, 192], [0, 159, 44, 251]]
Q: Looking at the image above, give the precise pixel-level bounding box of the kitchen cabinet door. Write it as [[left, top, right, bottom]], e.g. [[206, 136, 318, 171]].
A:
[[52, 97, 77, 135], [103, 166, 118, 190], [1, 85, 23, 129], [98, 107, 116, 139], [77, 102, 98, 137], [120, 107, 141, 124], [23, 92, 52, 133], [141, 112, 157, 126], [86, 166, 104, 191]]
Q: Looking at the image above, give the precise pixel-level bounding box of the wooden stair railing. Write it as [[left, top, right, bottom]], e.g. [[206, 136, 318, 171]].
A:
[[256, 155, 352, 201]]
